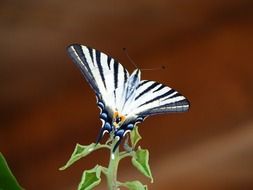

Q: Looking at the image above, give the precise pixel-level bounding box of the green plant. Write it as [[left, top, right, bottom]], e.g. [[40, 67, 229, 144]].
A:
[[60, 126, 153, 190], [0, 152, 23, 190]]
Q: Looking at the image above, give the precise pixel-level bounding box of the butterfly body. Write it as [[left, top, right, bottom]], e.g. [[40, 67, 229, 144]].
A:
[[67, 44, 189, 151]]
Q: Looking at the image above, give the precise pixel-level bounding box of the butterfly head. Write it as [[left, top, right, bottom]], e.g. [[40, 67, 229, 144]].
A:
[[113, 111, 126, 128]]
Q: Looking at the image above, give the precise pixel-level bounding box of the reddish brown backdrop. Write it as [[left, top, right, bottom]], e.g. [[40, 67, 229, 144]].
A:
[[1, 0, 253, 189]]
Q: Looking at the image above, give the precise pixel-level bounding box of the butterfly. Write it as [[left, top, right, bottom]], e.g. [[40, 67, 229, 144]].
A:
[[67, 44, 190, 152]]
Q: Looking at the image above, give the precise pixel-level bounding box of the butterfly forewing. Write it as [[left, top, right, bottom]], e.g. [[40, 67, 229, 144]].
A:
[[67, 44, 129, 112]]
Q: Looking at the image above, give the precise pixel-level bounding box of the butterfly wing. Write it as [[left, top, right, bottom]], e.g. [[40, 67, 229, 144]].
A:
[[67, 44, 130, 140], [67, 44, 129, 106], [122, 80, 190, 123]]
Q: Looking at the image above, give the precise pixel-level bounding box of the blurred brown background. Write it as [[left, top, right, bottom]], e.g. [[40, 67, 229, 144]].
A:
[[1, 0, 253, 189]]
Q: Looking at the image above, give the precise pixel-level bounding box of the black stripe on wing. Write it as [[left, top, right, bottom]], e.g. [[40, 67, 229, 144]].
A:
[[96, 50, 107, 88], [153, 84, 166, 92], [87, 47, 94, 65], [123, 68, 128, 83], [107, 56, 111, 69], [141, 99, 190, 115], [135, 82, 160, 100], [136, 80, 150, 89], [113, 60, 119, 89], [138, 89, 176, 108], [67, 44, 101, 94]]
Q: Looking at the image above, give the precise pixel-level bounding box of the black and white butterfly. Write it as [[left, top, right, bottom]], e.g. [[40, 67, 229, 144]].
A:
[[67, 44, 190, 151]]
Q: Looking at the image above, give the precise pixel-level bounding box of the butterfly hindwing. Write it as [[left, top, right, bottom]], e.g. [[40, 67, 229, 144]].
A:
[[121, 80, 189, 120]]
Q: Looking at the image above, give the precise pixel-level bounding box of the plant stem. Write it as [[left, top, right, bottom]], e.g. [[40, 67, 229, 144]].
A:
[[106, 140, 120, 190]]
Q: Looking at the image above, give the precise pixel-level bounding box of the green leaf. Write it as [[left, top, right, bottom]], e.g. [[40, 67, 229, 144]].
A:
[[121, 180, 148, 190], [78, 165, 102, 190], [59, 143, 95, 170], [131, 147, 153, 183], [60, 143, 106, 170], [130, 126, 142, 148], [0, 152, 23, 190]]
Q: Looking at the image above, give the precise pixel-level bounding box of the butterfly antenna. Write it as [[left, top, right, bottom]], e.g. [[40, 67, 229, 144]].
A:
[[123, 48, 138, 69], [123, 48, 166, 71], [141, 65, 166, 71]]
